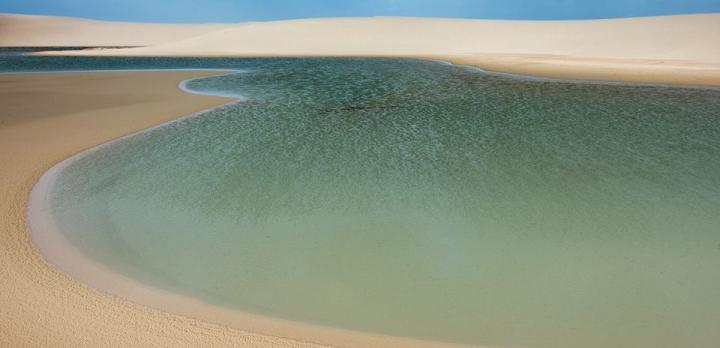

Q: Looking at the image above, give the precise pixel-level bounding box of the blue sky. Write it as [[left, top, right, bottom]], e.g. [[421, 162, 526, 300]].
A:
[[2, 0, 719, 23]]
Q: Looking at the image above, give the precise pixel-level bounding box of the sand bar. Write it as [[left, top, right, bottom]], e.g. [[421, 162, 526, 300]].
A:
[[3, 13, 719, 86]]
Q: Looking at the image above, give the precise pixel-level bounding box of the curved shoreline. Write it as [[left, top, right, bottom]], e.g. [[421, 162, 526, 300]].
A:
[[0, 70, 330, 348], [16, 70, 481, 347]]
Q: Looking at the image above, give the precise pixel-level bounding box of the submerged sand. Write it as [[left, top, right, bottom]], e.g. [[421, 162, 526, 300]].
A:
[[2, 13, 720, 86]]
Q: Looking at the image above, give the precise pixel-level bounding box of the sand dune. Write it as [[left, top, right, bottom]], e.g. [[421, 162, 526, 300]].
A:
[[110, 15, 720, 63], [3, 13, 719, 85], [0, 13, 230, 47]]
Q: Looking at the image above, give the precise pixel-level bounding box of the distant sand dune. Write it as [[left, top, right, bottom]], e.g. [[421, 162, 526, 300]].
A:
[[0, 13, 230, 47], [111, 15, 720, 63], [2, 13, 719, 85]]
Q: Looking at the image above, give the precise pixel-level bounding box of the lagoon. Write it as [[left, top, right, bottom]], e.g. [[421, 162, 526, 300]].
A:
[[22, 57, 720, 347]]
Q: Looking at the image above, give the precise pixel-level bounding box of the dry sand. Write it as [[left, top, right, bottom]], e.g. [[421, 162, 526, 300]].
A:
[[2, 13, 719, 86]]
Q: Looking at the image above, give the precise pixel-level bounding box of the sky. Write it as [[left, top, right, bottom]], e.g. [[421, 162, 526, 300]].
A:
[[1, 0, 719, 23]]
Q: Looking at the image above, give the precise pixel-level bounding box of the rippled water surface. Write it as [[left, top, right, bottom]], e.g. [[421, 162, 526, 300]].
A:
[[12, 56, 720, 347]]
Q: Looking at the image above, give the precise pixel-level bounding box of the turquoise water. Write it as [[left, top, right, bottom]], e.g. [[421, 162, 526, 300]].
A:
[[21, 57, 720, 347]]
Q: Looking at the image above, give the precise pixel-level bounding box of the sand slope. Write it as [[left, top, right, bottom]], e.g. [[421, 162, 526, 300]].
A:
[[0, 13, 230, 47]]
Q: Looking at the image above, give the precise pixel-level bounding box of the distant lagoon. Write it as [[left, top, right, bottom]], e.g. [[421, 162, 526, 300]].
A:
[[16, 56, 720, 348]]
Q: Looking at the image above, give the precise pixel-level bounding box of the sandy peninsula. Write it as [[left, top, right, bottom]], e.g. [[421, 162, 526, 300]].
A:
[[2, 13, 720, 86]]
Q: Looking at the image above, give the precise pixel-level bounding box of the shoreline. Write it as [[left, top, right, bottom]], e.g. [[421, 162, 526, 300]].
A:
[[435, 54, 720, 87], [425, 55, 720, 89], [2, 70, 478, 347], [7, 56, 719, 91], [26, 52, 720, 88]]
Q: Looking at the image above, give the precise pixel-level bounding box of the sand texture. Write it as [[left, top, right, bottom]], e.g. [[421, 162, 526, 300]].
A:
[[2, 13, 719, 86]]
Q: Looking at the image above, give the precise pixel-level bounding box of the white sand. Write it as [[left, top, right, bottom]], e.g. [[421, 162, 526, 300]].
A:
[[2, 13, 719, 85], [0, 13, 230, 47], [108, 15, 720, 62]]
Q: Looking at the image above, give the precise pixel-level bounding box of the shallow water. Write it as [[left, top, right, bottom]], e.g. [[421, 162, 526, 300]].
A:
[[16, 57, 720, 347]]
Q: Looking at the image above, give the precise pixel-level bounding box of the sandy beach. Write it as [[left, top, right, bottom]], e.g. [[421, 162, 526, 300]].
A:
[[2, 13, 720, 86]]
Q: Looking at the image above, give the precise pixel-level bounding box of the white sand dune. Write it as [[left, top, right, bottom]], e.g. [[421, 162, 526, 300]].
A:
[[2, 13, 719, 85], [0, 13, 230, 47], [114, 15, 720, 63]]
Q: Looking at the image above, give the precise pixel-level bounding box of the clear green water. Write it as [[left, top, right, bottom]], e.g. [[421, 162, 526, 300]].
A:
[[18, 57, 720, 347]]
